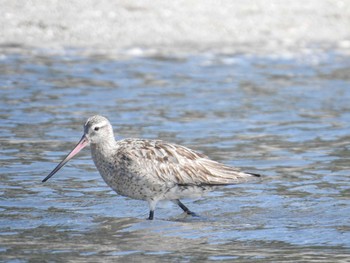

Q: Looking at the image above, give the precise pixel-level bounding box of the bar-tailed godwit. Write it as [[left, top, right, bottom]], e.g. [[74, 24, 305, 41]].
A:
[[43, 115, 260, 220]]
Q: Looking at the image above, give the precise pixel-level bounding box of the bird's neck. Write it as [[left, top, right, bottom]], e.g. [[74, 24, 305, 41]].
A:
[[90, 139, 117, 161]]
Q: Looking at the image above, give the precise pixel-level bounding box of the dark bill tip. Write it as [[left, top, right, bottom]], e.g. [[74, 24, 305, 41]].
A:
[[42, 135, 89, 183]]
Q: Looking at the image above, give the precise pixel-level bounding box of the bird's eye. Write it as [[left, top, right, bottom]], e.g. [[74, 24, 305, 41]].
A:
[[94, 127, 100, 131]]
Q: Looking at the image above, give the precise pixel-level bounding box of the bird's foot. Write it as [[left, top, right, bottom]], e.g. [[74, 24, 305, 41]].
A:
[[186, 211, 199, 217]]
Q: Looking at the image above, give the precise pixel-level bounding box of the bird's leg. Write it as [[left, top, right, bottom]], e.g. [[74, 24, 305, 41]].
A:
[[174, 199, 197, 216], [148, 210, 154, 220], [147, 199, 158, 220]]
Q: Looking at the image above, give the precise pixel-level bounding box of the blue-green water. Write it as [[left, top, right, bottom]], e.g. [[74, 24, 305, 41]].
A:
[[1, 49, 349, 262]]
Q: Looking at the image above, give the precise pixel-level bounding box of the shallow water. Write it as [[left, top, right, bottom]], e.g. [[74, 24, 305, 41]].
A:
[[0, 49, 350, 262]]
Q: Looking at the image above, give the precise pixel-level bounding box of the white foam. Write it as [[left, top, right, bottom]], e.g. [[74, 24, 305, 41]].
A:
[[1, 0, 349, 56]]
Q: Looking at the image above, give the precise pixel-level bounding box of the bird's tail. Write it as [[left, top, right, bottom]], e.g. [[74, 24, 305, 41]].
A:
[[247, 172, 261, 177]]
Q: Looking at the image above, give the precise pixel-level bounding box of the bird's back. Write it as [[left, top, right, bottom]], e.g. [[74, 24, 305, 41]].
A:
[[115, 138, 259, 187]]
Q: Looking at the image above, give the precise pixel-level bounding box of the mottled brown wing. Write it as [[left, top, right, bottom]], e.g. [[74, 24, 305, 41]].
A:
[[121, 139, 259, 186]]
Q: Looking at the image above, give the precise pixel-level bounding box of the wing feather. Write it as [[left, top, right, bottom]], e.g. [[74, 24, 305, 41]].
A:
[[119, 139, 260, 186]]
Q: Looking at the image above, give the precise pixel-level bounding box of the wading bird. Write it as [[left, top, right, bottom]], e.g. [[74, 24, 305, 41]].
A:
[[43, 115, 260, 220]]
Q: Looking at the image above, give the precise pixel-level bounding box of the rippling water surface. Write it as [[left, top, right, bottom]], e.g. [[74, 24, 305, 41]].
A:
[[1, 49, 350, 262]]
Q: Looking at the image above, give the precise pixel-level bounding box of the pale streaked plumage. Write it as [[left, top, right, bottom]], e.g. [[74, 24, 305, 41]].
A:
[[43, 115, 260, 220]]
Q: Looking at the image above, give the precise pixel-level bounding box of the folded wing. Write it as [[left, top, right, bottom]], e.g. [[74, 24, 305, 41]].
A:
[[121, 139, 260, 186]]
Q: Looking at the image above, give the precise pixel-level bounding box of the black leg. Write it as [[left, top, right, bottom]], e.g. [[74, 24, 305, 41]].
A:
[[175, 199, 197, 216], [148, 210, 154, 220]]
